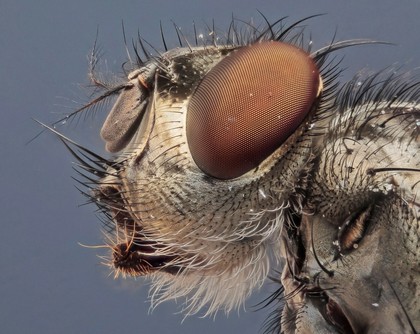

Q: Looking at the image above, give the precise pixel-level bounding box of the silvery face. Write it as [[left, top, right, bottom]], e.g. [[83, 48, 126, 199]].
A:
[[53, 16, 419, 333]]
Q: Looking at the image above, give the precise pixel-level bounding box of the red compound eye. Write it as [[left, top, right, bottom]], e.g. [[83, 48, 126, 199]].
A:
[[186, 41, 321, 180]]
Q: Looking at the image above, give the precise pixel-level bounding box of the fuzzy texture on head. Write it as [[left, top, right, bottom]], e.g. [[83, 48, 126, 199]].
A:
[[54, 15, 419, 332]]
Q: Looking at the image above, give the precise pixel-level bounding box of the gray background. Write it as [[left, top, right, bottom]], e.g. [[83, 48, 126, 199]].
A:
[[1, 0, 419, 333]]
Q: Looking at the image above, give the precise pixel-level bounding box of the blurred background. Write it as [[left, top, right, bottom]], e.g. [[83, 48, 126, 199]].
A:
[[1, 0, 420, 333]]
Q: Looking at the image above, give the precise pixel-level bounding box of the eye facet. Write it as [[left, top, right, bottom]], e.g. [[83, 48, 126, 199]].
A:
[[186, 41, 322, 179]]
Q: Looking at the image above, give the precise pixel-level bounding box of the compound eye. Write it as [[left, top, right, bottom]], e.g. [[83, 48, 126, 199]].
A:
[[186, 41, 321, 179]]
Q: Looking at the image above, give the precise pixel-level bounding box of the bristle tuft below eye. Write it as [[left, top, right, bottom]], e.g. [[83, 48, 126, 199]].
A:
[[186, 41, 321, 179]]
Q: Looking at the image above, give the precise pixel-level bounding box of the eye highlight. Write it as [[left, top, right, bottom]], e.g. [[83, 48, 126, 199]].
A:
[[186, 41, 322, 180]]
